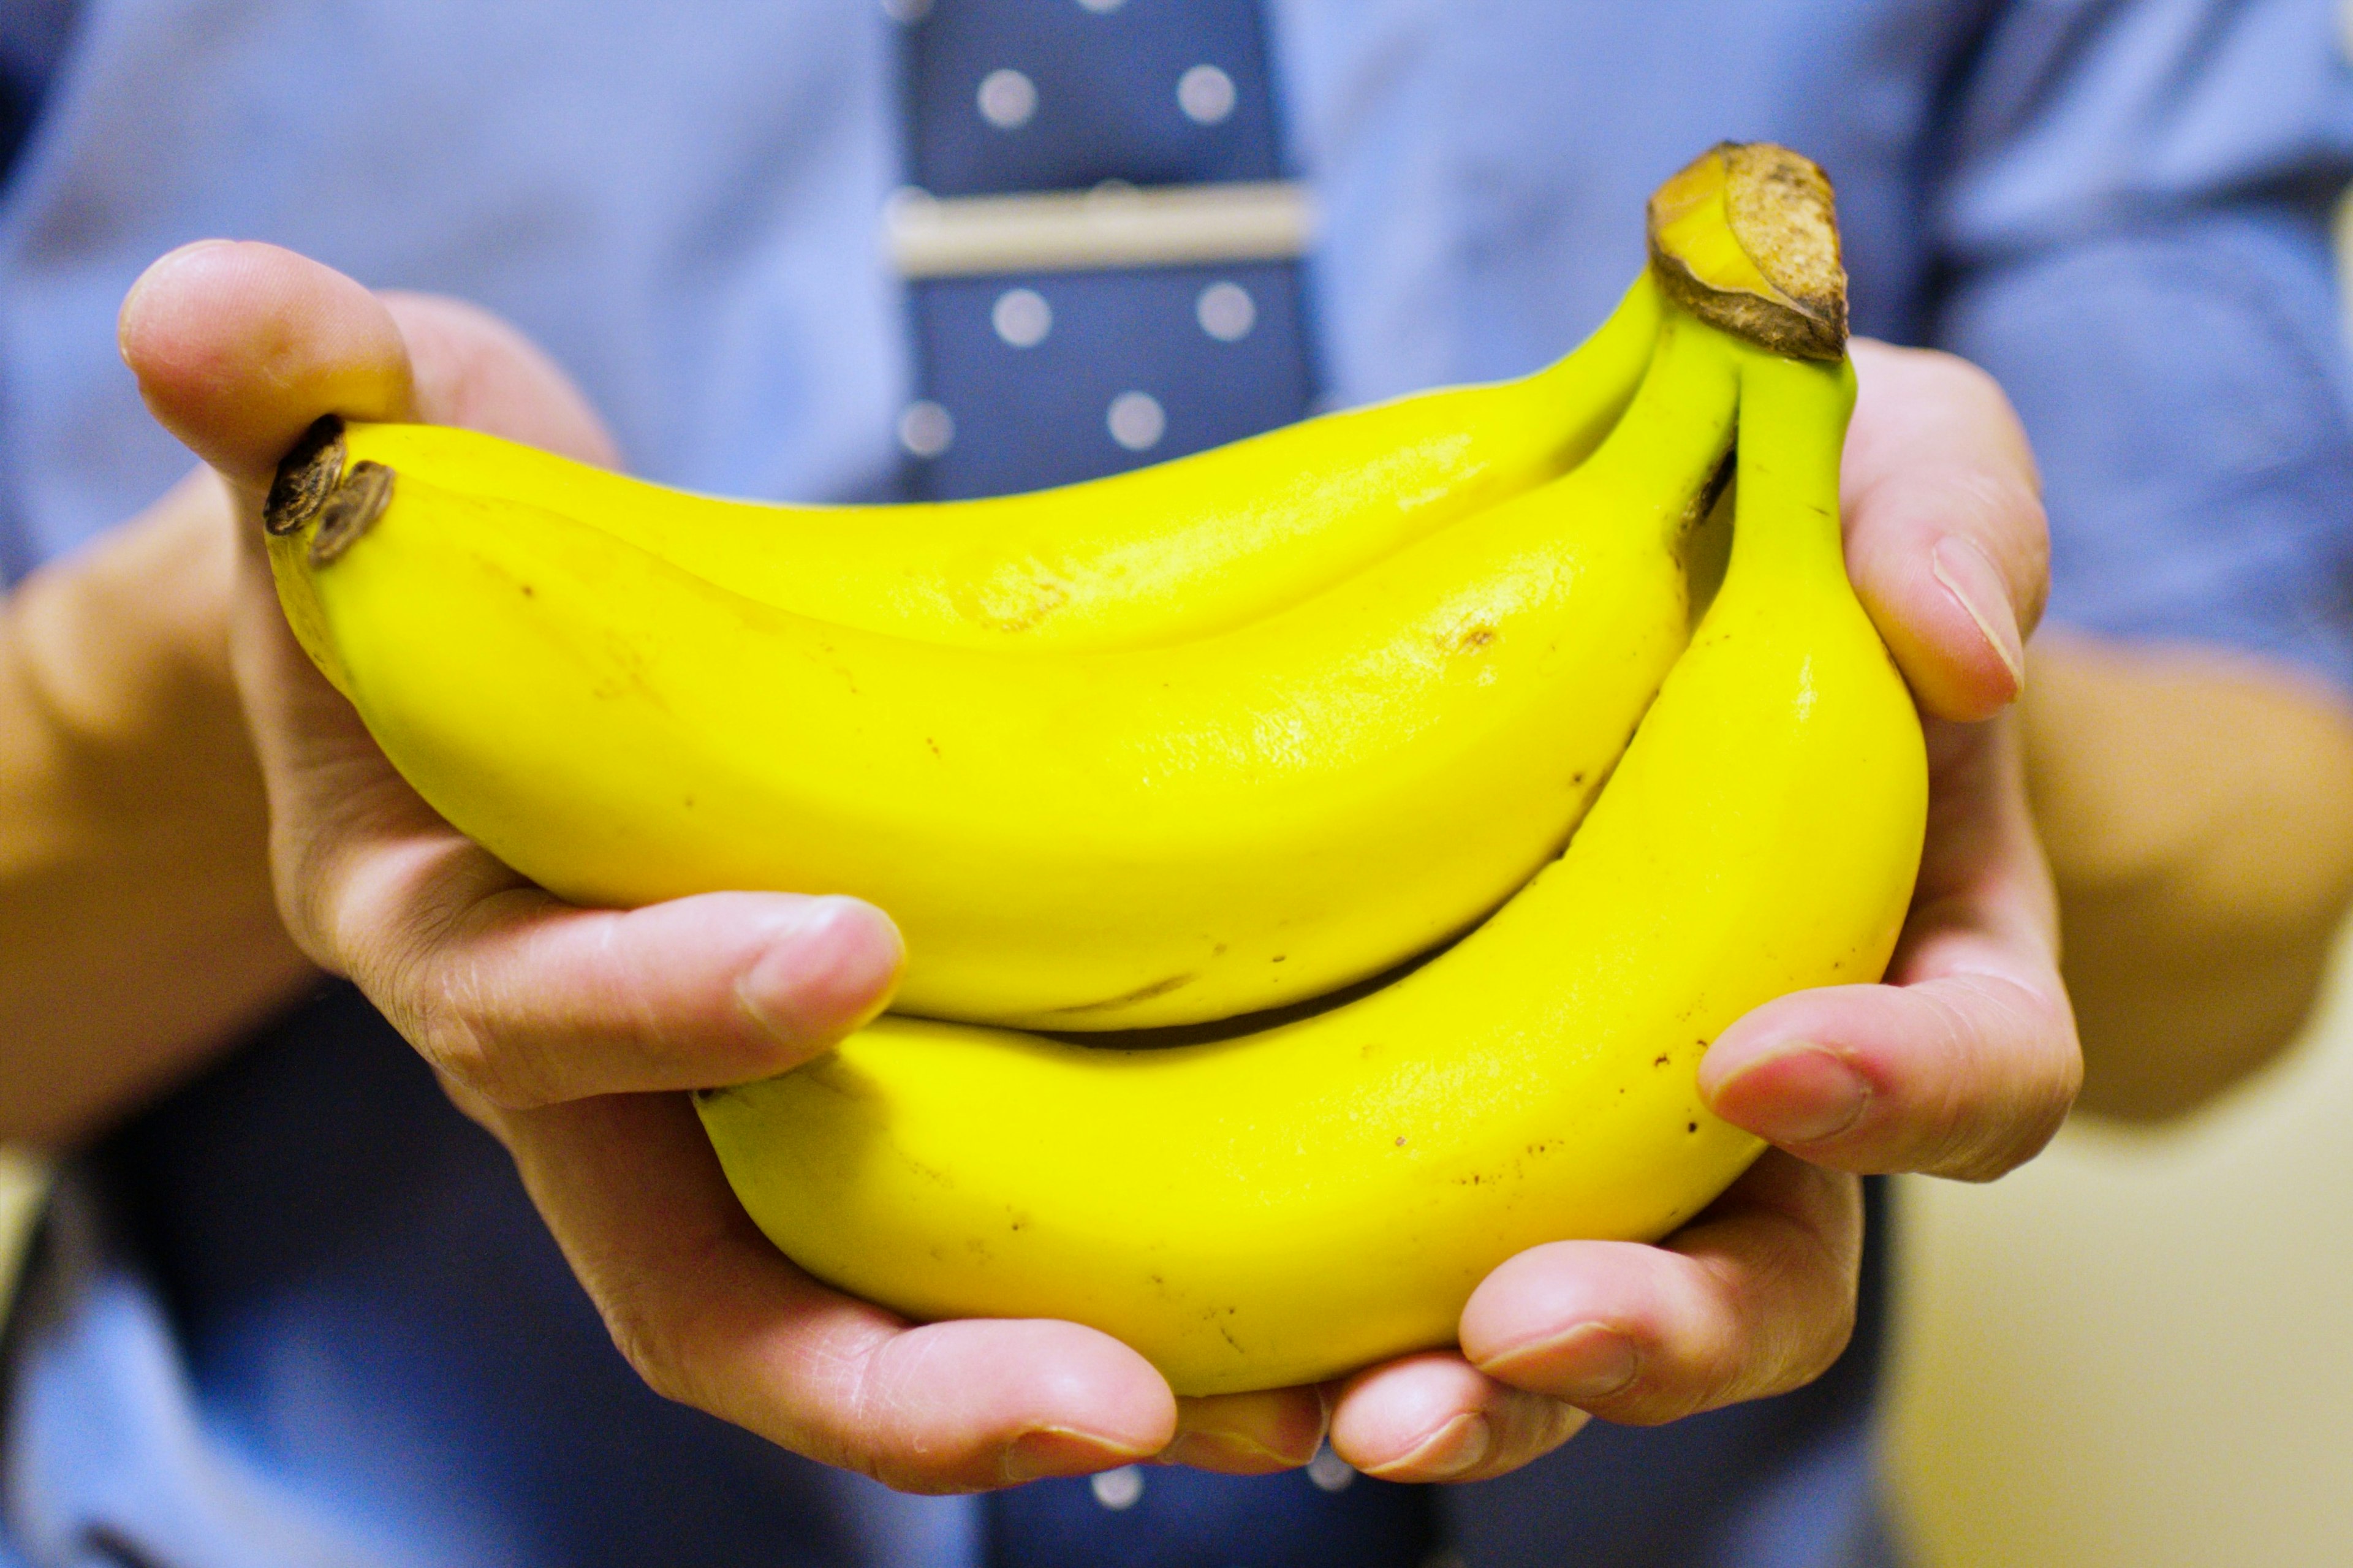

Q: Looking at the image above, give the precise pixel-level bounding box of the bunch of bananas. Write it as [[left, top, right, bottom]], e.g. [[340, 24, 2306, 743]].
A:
[[264, 143, 1927, 1395]]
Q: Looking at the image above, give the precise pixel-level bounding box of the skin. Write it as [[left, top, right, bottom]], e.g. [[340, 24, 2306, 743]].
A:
[[0, 236, 2341, 1489], [2024, 634, 2353, 1121], [0, 469, 314, 1143]]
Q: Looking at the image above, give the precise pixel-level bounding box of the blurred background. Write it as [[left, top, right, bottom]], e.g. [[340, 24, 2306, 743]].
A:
[[1886, 917, 2353, 1566]]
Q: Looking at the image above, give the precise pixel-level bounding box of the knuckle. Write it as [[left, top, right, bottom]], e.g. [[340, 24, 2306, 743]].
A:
[[417, 1008, 523, 1104], [1586, 1369, 1718, 1428], [1693, 1189, 1858, 1412], [1575, 1379, 1684, 1428], [1531, 1395, 1590, 1453], [602, 1298, 697, 1411], [385, 950, 561, 1109], [358, 884, 578, 1109], [1950, 1087, 2072, 1183], [1783, 1305, 1859, 1394], [273, 827, 355, 971], [430, 1069, 508, 1140], [1920, 977, 2080, 1182], [1473, 1390, 1588, 1463], [836, 1340, 969, 1494]]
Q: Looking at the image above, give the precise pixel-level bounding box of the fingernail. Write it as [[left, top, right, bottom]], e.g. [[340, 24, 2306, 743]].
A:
[[1366, 1412, 1490, 1482], [1487, 1322, 1640, 1404], [1711, 1043, 1870, 1145], [119, 239, 237, 349], [999, 1426, 1157, 1485], [737, 897, 904, 1045], [1931, 536, 2025, 691]]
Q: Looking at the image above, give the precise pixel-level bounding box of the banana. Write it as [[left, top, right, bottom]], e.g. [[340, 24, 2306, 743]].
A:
[[268, 275, 1658, 653], [264, 309, 1733, 1029], [694, 331, 1928, 1396]]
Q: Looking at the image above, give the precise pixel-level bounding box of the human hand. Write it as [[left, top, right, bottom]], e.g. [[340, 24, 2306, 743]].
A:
[[1319, 339, 2074, 1483]]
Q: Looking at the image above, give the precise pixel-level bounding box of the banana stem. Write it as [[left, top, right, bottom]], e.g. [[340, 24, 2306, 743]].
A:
[[1728, 349, 1856, 577], [1522, 270, 1661, 462], [1564, 308, 1741, 552]]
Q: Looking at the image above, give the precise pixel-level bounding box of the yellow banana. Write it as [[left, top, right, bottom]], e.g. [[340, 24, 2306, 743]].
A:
[[264, 311, 1733, 1029], [271, 275, 1658, 653], [694, 332, 1928, 1396]]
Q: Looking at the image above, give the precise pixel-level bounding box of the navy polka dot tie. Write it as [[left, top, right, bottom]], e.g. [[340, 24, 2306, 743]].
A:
[[890, 0, 1317, 498], [889, 2, 1442, 1562]]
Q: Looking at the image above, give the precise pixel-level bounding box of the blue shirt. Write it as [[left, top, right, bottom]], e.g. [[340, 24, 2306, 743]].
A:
[[2, 2, 2349, 1564]]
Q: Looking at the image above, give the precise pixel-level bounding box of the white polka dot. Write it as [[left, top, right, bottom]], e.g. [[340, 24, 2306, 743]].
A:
[[1195, 281, 1256, 342], [898, 400, 954, 459], [1076, 0, 1126, 10], [991, 288, 1053, 348], [1306, 1444, 1356, 1493], [977, 69, 1037, 131], [1090, 1464, 1145, 1509], [880, 0, 931, 20], [1177, 64, 1237, 125], [1107, 391, 1166, 452]]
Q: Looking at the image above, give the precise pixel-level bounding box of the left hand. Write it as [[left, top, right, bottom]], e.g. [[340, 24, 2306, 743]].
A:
[[1327, 339, 2075, 1482]]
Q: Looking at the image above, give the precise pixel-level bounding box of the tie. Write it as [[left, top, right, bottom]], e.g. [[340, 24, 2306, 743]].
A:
[[890, 0, 1317, 498], [889, 2, 1441, 1563]]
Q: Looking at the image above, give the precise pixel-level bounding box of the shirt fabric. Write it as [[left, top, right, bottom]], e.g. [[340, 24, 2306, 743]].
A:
[[0, 1, 2347, 1565]]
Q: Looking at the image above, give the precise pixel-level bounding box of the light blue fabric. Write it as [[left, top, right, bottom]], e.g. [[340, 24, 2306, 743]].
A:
[[1, 1, 2347, 1564]]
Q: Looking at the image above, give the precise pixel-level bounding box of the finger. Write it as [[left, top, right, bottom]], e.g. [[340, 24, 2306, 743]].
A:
[[342, 877, 901, 1107], [1699, 715, 2079, 1180], [119, 240, 416, 498], [1325, 1352, 1586, 1484], [1160, 1388, 1328, 1474], [1843, 339, 2048, 723], [1460, 1153, 1862, 1426], [469, 1088, 1178, 1493]]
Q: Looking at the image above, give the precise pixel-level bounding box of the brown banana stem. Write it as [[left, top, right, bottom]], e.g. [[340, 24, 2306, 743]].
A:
[[305, 461, 395, 567], [1646, 142, 1847, 361], [265, 415, 349, 536]]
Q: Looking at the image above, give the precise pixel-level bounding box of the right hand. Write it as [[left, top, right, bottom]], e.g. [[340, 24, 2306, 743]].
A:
[[119, 241, 1330, 1490]]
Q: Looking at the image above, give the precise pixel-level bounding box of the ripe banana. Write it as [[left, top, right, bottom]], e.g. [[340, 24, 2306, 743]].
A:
[[270, 275, 1658, 653], [695, 328, 1928, 1396], [264, 310, 1734, 1029]]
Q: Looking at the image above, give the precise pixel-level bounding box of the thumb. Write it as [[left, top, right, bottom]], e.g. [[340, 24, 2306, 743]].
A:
[[120, 241, 621, 504], [118, 240, 416, 501], [1840, 339, 2048, 724]]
